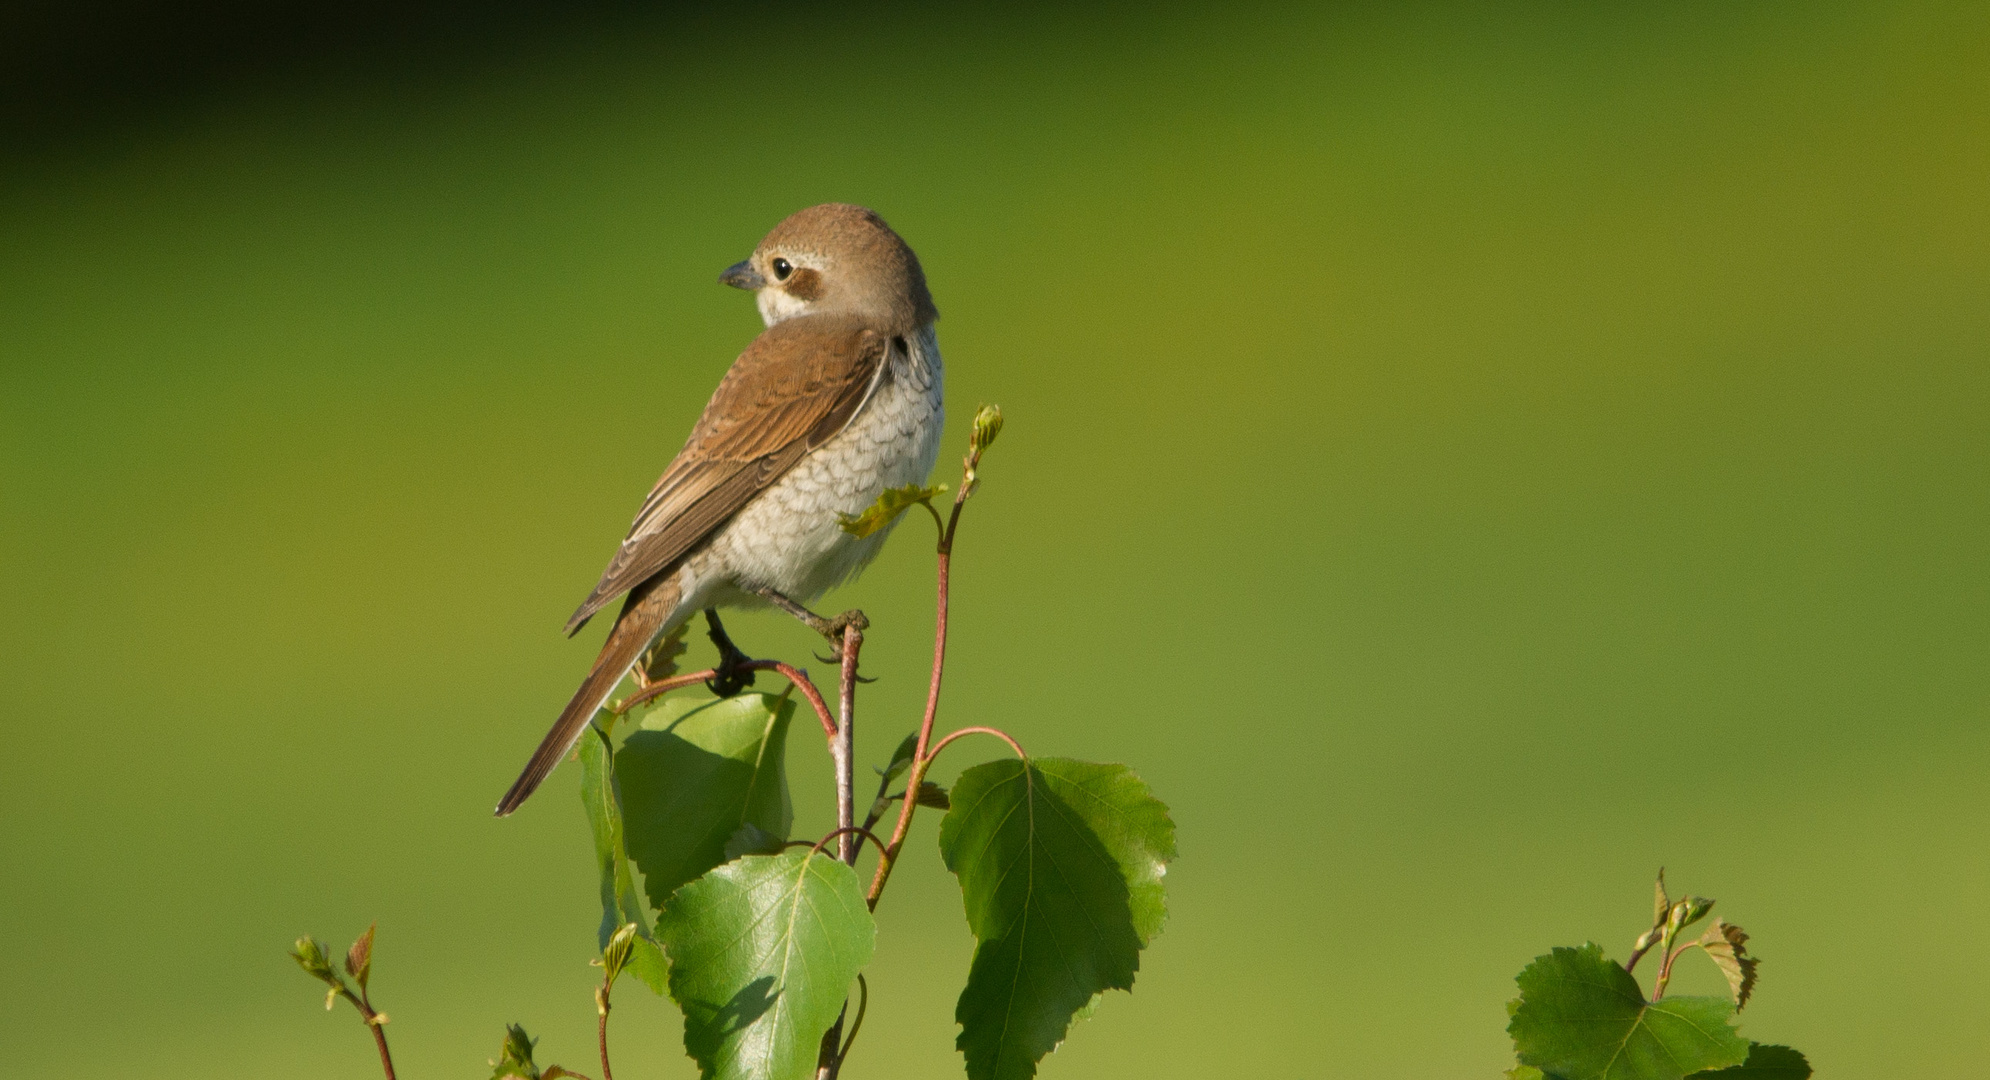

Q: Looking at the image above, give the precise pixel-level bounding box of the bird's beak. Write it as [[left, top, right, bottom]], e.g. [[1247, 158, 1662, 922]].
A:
[[719, 259, 766, 291]]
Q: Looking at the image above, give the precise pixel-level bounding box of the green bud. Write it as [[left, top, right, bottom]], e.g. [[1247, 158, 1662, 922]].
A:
[[914, 780, 951, 810], [492, 1023, 542, 1080], [1679, 895, 1716, 929], [971, 404, 1004, 456], [291, 935, 339, 983], [602, 922, 639, 984], [1666, 895, 1715, 935]]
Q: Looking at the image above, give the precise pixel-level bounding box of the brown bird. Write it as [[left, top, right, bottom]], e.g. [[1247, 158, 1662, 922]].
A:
[[495, 204, 943, 816]]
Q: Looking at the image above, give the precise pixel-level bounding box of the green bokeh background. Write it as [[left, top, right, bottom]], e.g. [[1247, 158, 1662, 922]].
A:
[[4, 2, 1986, 1076]]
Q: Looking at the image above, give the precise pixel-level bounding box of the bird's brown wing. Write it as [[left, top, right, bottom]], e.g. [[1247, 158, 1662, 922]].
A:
[[563, 314, 891, 633]]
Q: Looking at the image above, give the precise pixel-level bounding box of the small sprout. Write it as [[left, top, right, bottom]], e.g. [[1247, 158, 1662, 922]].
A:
[[291, 935, 337, 982], [963, 404, 1004, 495], [601, 921, 640, 984], [881, 730, 919, 785], [292, 933, 356, 1010], [970, 403, 1004, 456], [1668, 896, 1715, 934], [914, 780, 951, 810], [839, 483, 949, 539], [344, 923, 375, 992], [1652, 869, 1669, 927], [491, 1023, 542, 1080], [1631, 926, 1663, 955]]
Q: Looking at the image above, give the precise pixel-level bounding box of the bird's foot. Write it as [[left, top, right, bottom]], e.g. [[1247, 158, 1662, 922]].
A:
[[703, 609, 758, 697], [755, 588, 871, 666]]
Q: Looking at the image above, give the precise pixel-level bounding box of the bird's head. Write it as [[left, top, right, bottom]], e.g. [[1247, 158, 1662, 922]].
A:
[[720, 203, 938, 332]]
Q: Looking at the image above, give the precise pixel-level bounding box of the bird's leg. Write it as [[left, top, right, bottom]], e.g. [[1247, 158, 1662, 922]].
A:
[[755, 587, 870, 663], [703, 609, 758, 697]]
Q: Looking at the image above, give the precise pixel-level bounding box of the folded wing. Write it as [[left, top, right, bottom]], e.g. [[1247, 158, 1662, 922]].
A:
[[564, 315, 891, 633]]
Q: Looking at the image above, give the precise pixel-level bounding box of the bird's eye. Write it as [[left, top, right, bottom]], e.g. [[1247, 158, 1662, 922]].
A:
[[771, 257, 793, 281]]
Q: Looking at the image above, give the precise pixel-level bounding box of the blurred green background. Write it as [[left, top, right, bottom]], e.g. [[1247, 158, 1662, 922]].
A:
[[3, 1, 1986, 1076]]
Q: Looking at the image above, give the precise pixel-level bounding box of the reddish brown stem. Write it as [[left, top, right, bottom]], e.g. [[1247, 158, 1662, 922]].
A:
[[597, 979, 615, 1080], [366, 1014, 394, 1079], [336, 988, 396, 1080], [1653, 941, 1695, 1000], [926, 725, 1026, 762], [866, 497, 968, 908], [614, 661, 837, 740], [808, 826, 890, 863]]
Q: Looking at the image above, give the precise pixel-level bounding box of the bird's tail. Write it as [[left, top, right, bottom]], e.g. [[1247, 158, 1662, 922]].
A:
[[494, 572, 684, 816]]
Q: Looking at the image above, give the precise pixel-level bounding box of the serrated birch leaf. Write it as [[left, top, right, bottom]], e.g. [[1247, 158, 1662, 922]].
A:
[[642, 623, 690, 682], [653, 851, 876, 1080], [838, 483, 946, 538], [1687, 1043, 1810, 1079], [580, 725, 651, 946], [1694, 920, 1758, 1010], [939, 758, 1176, 1080], [725, 822, 787, 861], [1509, 944, 1749, 1080], [618, 693, 794, 908], [627, 935, 668, 996], [579, 724, 667, 994]]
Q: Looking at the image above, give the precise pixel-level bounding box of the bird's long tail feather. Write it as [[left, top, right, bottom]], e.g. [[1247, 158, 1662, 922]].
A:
[[495, 572, 682, 816]]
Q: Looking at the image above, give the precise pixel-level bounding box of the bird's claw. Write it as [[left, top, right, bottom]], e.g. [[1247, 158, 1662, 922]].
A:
[[703, 610, 758, 698]]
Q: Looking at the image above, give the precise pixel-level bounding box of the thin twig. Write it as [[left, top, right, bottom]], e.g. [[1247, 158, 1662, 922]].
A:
[[832, 975, 870, 1075], [816, 621, 866, 1078], [866, 484, 971, 909], [835, 624, 862, 864], [613, 661, 837, 740], [335, 987, 396, 1080], [597, 978, 615, 1080], [926, 725, 1026, 762], [807, 826, 891, 863]]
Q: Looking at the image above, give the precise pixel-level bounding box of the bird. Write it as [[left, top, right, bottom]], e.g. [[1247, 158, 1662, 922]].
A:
[[494, 203, 944, 816]]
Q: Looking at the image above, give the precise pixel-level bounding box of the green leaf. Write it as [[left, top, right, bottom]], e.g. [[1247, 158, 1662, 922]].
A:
[[1509, 944, 1749, 1080], [618, 693, 795, 908], [838, 483, 946, 539], [627, 935, 669, 996], [653, 850, 876, 1080], [725, 822, 789, 860], [880, 730, 919, 784], [1687, 1044, 1810, 1079], [939, 758, 1176, 1080], [580, 723, 652, 950], [1508, 1066, 1551, 1080]]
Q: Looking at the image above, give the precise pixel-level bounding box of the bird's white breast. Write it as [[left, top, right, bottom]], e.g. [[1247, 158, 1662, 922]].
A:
[[700, 326, 944, 604]]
